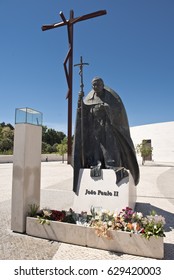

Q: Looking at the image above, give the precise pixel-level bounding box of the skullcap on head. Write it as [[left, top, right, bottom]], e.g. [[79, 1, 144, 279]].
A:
[[92, 77, 104, 84]]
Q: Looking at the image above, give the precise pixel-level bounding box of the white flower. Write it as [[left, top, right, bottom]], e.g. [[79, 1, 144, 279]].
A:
[[101, 209, 107, 214], [153, 215, 166, 225], [108, 221, 112, 226], [147, 215, 154, 222], [43, 210, 52, 217], [136, 212, 143, 219], [147, 214, 166, 225]]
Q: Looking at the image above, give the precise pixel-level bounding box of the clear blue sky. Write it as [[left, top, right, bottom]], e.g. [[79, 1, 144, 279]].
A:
[[0, 0, 174, 134]]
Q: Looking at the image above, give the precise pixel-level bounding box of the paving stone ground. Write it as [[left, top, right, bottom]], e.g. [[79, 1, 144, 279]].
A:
[[0, 163, 60, 260], [0, 162, 174, 260]]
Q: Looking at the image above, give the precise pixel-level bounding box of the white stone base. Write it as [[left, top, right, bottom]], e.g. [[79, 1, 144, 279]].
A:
[[73, 169, 136, 213], [26, 217, 164, 259]]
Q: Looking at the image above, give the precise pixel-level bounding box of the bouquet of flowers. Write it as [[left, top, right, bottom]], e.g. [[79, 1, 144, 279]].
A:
[[28, 204, 165, 240], [89, 207, 166, 240]]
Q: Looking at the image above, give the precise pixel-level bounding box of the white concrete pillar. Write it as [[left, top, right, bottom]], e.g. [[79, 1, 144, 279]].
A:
[[11, 123, 42, 233]]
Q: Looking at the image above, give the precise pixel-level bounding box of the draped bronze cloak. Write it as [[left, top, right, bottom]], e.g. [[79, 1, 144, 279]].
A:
[[72, 85, 139, 192]]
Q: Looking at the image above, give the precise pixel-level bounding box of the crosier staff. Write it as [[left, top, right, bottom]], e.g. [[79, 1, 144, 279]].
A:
[[74, 56, 89, 167]]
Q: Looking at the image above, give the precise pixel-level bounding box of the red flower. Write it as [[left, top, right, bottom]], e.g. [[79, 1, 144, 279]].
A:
[[51, 210, 66, 221]]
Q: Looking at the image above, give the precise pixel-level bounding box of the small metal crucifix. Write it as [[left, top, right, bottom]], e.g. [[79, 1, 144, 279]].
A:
[[42, 9, 107, 163], [74, 56, 89, 97]]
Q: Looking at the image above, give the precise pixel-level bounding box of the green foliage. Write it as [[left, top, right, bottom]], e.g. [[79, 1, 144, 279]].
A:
[[0, 122, 14, 154], [28, 203, 40, 217], [37, 209, 52, 225], [37, 217, 50, 225], [0, 138, 13, 151], [42, 126, 66, 146], [56, 137, 68, 162], [42, 126, 66, 154], [136, 140, 153, 165], [142, 211, 166, 240], [0, 122, 66, 154]]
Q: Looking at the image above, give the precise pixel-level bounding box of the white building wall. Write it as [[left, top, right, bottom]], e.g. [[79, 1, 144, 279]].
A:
[[130, 121, 174, 163]]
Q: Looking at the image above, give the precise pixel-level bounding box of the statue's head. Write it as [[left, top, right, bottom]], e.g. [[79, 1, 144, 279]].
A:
[[91, 77, 104, 93]]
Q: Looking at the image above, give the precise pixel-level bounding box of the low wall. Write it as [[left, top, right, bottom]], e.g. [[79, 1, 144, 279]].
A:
[[0, 154, 67, 163], [0, 155, 13, 163], [41, 154, 67, 162]]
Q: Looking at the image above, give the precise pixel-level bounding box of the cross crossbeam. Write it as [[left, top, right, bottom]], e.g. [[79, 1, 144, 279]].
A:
[[42, 10, 106, 31]]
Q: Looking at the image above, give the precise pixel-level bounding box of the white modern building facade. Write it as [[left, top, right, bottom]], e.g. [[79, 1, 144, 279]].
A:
[[130, 121, 174, 163]]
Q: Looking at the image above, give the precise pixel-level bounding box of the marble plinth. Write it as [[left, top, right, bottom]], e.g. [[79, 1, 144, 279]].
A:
[[73, 169, 137, 214]]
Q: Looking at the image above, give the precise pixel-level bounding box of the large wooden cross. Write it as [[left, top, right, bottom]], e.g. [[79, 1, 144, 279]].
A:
[[42, 9, 107, 164]]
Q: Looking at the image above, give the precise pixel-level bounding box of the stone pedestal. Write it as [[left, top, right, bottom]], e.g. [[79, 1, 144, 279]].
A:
[[73, 169, 137, 213], [11, 123, 42, 233]]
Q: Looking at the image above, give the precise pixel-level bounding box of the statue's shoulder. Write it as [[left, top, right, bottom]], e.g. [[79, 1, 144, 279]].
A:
[[104, 86, 122, 104], [83, 86, 123, 105], [84, 90, 94, 105]]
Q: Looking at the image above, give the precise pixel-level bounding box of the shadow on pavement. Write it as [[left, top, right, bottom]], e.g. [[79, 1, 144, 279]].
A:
[[164, 243, 174, 260]]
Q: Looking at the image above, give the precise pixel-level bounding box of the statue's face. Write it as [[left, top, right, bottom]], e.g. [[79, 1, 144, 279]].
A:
[[92, 79, 104, 94]]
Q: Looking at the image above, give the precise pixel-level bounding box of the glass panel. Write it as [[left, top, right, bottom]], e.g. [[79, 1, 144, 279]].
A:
[[15, 107, 43, 126]]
